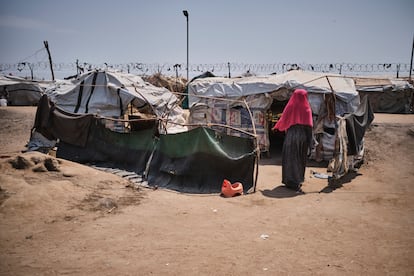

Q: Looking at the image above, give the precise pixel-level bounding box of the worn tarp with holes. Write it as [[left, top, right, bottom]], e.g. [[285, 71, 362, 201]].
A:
[[147, 127, 256, 193]]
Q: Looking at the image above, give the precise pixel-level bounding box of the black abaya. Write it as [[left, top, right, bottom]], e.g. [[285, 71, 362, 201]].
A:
[[281, 124, 313, 191]]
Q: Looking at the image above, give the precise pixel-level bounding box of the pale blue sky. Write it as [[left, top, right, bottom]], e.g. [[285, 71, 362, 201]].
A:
[[0, 0, 413, 78]]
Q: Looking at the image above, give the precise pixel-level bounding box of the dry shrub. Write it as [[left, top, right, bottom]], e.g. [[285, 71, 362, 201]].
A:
[[143, 73, 187, 93]]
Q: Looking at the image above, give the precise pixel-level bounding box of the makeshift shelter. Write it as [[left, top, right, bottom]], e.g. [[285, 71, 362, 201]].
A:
[[353, 77, 413, 114], [31, 94, 256, 194], [29, 70, 257, 194], [45, 70, 187, 134], [187, 70, 370, 179], [0, 75, 45, 106], [188, 70, 359, 154], [181, 71, 216, 109]]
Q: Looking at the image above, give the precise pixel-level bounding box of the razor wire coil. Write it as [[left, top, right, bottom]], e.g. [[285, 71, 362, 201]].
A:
[[0, 61, 412, 78]]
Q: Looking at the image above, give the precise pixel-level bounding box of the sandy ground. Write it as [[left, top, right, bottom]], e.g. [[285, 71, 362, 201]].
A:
[[0, 106, 413, 275]]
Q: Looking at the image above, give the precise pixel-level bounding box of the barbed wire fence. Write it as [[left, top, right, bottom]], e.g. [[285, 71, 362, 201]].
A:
[[1, 60, 412, 81]]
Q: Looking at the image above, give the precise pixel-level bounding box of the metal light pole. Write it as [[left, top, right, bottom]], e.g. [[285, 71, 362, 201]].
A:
[[183, 10, 189, 81], [409, 34, 413, 81]]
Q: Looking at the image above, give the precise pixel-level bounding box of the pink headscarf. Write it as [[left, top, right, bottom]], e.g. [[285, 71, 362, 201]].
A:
[[272, 89, 313, 132]]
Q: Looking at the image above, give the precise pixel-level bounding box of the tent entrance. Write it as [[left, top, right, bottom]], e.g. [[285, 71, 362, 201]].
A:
[[265, 99, 288, 158]]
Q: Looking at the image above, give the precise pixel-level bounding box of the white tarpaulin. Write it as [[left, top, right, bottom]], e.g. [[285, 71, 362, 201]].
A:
[[187, 70, 361, 153], [188, 70, 359, 110], [45, 70, 187, 133]]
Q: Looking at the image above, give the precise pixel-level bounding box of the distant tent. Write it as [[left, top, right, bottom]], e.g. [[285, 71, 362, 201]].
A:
[[0, 75, 45, 106], [353, 77, 413, 114]]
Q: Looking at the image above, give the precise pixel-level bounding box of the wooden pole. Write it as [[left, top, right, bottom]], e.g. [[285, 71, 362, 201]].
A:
[[43, 41, 55, 81], [28, 63, 33, 80]]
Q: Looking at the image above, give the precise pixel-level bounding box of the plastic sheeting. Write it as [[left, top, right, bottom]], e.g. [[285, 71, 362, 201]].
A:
[[0, 75, 46, 106], [33, 98, 256, 194], [354, 77, 413, 114], [188, 93, 272, 152], [147, 127, 256, 193], [188, 70, 360, 111], [58, 125, 256, 194], [188, 70, 361, 154], [45, 70, 187, 133]]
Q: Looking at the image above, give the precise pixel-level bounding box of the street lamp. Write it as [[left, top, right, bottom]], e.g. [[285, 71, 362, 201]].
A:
[[183, 10, 189, 81]]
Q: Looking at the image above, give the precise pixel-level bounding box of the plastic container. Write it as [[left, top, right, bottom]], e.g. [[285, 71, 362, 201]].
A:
[[221, 179, 243, 197]]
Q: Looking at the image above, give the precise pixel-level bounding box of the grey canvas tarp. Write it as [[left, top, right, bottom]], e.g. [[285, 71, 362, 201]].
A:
[[329, 96, 375, 179], [34, 95, 93, 147], [344, 95, 375, 156], [354, 77, 413, 114], [0, 75, 45, 106]]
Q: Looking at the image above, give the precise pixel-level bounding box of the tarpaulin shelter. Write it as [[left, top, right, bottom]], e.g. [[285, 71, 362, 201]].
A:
[[30, 70, 257, 194], [188, 70, 359, 154], [32, 94, 256, 194], [187, 70, 370, 179], [44, 70, 187, 134], [353, 76, 413, 114], [0, 75, 45, 106], [182, 71, 216, 109]]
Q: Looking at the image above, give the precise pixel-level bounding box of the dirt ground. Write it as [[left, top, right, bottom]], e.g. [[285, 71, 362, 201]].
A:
[[0, 106, 413, 275]]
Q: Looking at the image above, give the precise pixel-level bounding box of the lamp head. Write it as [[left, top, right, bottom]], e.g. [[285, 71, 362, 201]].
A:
[[183, 10, 188, 17]]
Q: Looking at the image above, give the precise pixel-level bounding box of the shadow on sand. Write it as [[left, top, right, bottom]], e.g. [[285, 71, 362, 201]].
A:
[[319, 171, 363, 193], [261, 171, 363, 198], [261, 185, 305, 198]]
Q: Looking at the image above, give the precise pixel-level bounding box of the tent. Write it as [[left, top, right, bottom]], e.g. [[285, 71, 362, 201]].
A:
[[45, 70, 187, 134], [31, 94, 256, 194], [28, 70, 257, 194], [353, 76, 413, 114], [187, 70, 371, 179], [188, 70, 360, 155], [0, 75, 45, 106]]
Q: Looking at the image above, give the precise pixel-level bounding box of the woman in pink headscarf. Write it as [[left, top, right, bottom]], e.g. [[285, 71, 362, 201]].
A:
[[272, 89, 313, 192]]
